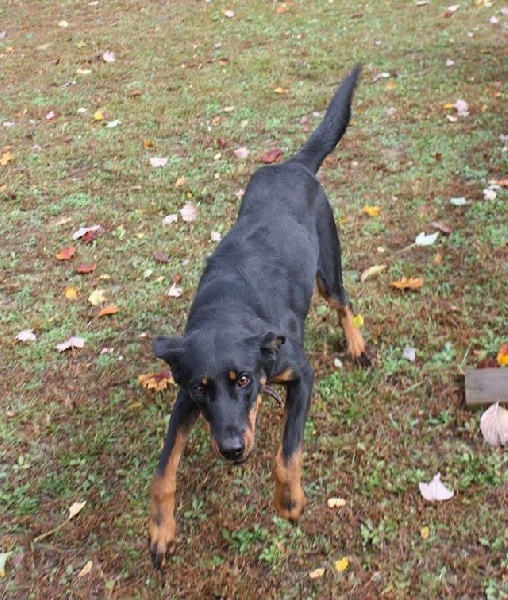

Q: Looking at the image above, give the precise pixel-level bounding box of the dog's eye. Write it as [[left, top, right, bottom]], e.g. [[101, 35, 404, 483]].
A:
[[193, 384, 206, 397], [237, 374, 250, 388]]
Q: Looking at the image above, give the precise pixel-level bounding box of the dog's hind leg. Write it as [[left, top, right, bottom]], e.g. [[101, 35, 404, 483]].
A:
[[315, 194, 370, 366], [149, 390, 199, 569]]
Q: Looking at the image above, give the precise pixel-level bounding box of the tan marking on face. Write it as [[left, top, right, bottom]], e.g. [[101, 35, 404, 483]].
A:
[[243, 394, 261, 458], [273, 446, 306, 522], [201, 377, 208, 386], [228, 370, 237, 382], [270, 368, 294, 383], [149, 429, 187, 567]]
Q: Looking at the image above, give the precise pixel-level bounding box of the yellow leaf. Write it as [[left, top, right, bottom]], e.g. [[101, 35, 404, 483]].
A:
[[443, 102, 455, 109], [363, 205, 381, 217], [309, 567, 325, 579], [360, 264, 387, 282], [390, 277, 424, 291], [353, 314, 364, 328], [64, 286, 77, 300], [497, 344, 508, 367], [88, 289, 106, 306], [175, 176, 187, 188], [93, 110, 104, 121], [420, 526, 430, 540], [274, 87, 288, 94], [138, 370, 174, 391], [0, 151, 14, 166], [334, 557, 349, 572]]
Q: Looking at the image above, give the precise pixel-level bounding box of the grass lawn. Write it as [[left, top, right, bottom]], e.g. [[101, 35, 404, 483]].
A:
[[1, 0, 507, 598]]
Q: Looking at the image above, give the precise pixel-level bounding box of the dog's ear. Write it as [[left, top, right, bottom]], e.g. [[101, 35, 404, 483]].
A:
[[152, 335, 185, 367], [260, 332, 285, 366]]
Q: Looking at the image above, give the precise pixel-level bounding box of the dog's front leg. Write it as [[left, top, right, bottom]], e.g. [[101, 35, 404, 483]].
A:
[[272, 363, 314, 522], [149, 390, 199, 569]]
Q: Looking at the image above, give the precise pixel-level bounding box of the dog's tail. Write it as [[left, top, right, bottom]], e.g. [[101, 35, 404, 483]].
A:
[[292, 65, 361, 174]]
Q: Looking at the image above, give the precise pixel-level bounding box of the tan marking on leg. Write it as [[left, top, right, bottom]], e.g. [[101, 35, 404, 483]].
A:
[[270, 368, 295, 384], [340, 305, 366, 360], [243, 394, 261, 457], [273, 445, 306, 522], [149, 430, 186, 568]]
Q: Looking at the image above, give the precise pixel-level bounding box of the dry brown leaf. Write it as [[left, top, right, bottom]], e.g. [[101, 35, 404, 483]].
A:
[[55, 246, 76, 260], [98, 304, 118, 317]]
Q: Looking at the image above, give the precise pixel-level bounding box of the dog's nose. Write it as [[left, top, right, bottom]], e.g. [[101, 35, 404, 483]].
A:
[[220, 438, 245, 462]]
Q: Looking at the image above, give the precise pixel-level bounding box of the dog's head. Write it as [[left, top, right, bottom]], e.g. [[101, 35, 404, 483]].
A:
[[153, 329, 285, 464]]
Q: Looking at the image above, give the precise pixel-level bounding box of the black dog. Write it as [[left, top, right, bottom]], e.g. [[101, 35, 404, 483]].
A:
[[149, 66, 369, 569]]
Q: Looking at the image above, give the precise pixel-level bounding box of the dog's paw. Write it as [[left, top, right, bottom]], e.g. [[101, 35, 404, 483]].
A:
[[274, 484, 306, 523], [148, 515, 176, 570], [355, 350, 372, 368]]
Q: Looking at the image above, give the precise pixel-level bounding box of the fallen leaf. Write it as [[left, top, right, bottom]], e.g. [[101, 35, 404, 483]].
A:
[[56, 336, 85, 352], [483, 188, 497, 201], [431, 221, 452, 235], [102, 50, 115, 62], [353, 314, 364, 328], [489, 178, 508, 187], [98, 304, 118, 317], [334, 557, 349, 572], [418, 473, 454, 502], [138, 369, 174, 391], [454, 99, 469, 116], [363, 205, 381, 217], [154, 251, 170, 263], [0, 151, 14, 166], [233, 147, 250, 159], [72, 225, 101, 240], [162, 214, 178, 225], [88, 289, 106, 306], [0, 552, 13, 578], [309, 567, 325, 579], [81, 230, 98, 244], [360, 264, 387, 282], [78, 560, 93, 577], [327, 497, 347, 508], [150, 157, 167, 167], [68, 501, 87, 519], [210, 231, 222, 242], [57, 20, 69, 27], [106, 119, 120, 128], [93, 110, 104, 121], [167, 283, 183, 298], [45, 110, 56, 121], [180, 202, 198, 223], [450, 196, 467, 206], [274, 87, 288, 94], [16, 329, 36, 342], [390, 277, 424, 291], [497, 344, 508, 366], [261, 148, 284, 164], [143, 139, 154, 148], [76, 262, 97, 274], [55, 245, 76, 260], [415, 231, 439, 246], [174, 176, 186, 188], [224, 9, 235, 17], [64, 286, 78, 300], [480, 403, 508, 446], [403, 347, 417, 362], [420, 526, 430, 540]]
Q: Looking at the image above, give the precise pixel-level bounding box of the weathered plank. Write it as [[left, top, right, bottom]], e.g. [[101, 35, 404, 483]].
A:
[[465, 368, 508, 408]]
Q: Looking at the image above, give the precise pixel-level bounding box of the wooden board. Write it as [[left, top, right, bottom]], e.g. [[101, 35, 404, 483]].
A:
[[465, 368, 508, 408]]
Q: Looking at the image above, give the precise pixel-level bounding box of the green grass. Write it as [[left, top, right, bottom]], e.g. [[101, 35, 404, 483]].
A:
[[1, 0, 507, 598]]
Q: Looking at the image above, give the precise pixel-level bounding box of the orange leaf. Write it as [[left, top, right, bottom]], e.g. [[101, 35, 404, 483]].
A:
[[76, 262, 97, 274], [138, 370, 174, 391], [55, 245, 76, 260], [143, 139, 154, 149], [390, 277, 424, 291], [497, 344, 508, 367], [98, 304, 118, 317]]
